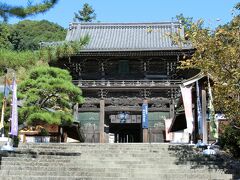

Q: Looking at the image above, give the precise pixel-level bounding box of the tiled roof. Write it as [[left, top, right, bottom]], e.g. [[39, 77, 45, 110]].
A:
[[65, 22, 192, 52]]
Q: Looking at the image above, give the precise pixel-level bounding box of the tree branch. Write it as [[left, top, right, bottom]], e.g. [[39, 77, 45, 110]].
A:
[[0, 0, 59, 21]]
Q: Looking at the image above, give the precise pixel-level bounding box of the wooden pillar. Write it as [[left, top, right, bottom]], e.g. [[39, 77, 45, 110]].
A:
[[167, 62, 170, 76], [170, 104, 175, 119], [99, 100, 105, 143], [142, 99, 148, 143], [194, 94, 199, 143], [73, 103, 79, 121], [202, 89, 208, 144], [143, 129, 148, 143], [170, 88, 175, 119], [76, 61, 83, 80], [78, 63, 82, 80], [100, 60, 105, 80], [142, 59, 150, 79]]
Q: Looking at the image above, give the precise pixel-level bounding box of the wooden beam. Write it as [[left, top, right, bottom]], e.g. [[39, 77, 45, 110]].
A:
[[78, 107, 170, 112], [169, 104, 175, 119], [202, 89, 208, 144], [83, 97, 170, 106], [99, 100, 105, 143]]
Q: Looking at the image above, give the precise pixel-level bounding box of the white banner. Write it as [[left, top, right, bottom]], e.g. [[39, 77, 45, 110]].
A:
[[180, 85, 194, 133], [10, 76, 18, 136]]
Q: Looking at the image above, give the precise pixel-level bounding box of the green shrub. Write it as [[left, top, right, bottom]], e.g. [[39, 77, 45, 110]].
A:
[[220, 125, 240, 158]]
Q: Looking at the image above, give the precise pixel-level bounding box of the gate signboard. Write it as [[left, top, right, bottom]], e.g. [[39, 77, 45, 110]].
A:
[[142, 103, 148, 128]]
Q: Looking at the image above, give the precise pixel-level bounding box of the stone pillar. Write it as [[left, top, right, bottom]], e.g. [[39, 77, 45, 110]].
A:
[[202, 89, 208, 144], [142, 100, 148, 143], [99, 100, 105, 143]]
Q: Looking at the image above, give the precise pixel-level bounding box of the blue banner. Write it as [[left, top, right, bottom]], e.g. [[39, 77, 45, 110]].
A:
[[142, 103, 148, 128], [196, 81, 203, 134]]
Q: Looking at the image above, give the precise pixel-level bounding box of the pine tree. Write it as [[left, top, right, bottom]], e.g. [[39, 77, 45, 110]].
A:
[[0, 0, 59, 22], [18, 66, 84, 126], [73, 3, 96, 22]]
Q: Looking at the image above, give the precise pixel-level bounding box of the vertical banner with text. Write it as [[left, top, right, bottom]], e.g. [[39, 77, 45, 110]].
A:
[[10, 76, 18, 136], [196, 81, 203, 134], [142, 103, 148, 129], [180, 85, 194, 134], [208, 76, 218, 139]]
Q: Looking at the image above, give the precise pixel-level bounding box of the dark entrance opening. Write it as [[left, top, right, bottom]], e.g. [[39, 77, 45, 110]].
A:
[[109, 123, 142, 143]]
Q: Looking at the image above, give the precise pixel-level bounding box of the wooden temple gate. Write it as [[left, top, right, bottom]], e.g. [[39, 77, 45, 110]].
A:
[[50, 22, 196, 143]]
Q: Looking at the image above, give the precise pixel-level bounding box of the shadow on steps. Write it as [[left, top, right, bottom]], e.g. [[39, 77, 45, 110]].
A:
[[168, 145, 240, 180]]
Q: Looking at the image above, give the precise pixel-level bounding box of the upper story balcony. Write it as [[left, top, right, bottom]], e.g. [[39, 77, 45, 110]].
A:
[[73, 80, 182, 90]]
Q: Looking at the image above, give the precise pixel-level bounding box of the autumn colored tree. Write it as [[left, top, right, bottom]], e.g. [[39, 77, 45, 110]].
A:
[[180, 15, 240, 125], [178, 3, 240, 157]]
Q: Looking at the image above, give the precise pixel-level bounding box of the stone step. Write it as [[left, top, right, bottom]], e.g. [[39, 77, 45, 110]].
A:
[[16, 144, 192, 150], [1, 156, 179, 162], [18, 143, 171, 146], [17, 145, 172, 148], [3, 153, 178, 159], [0, 176, 232, 180], [0, 170, 125, 178], [1, 143, 236, 180], [12, 152, 175, 157], [1, 156, 224, 166], [11, 150, 197, 158], [1, 160, 173, 166], [15, 148, 177, 153], [0, 175, 129, 180], [17, 144, 189, 150], [0, 161, 225, 170], [6, 143, 198, 149], [0, 170, 232, 179], [0, 165, 228, 174]]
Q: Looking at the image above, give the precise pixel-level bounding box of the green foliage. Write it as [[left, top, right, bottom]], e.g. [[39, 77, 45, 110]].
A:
[[175, 14, 203, 41], [39, 35, 90, 62], [8, 20, 66, 51], [39, 128, 49, 136], [0, 33, 89, 78], [73, 3, 96, 22], [0, 92, 11, 136], [0, 93, 3, 111], [234, 2, 240, 11], [179, 17, 240, 123], [0, 0, 59, 22], [176, 4, 240, 157], [1, 20, 67, 51], [176, 13, 194, 32], [220, 125, 240, 158], [0, 48, 43, 77], [0, 23, 12, 49], [0, 20, 66, 51], [18, 66, 84, 126]]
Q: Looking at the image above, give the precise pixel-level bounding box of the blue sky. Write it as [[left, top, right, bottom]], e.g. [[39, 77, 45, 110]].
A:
[[6, 0, 240, 28]]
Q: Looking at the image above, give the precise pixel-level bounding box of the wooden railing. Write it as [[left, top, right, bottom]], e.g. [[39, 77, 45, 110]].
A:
[[72, 80, 182, 88]]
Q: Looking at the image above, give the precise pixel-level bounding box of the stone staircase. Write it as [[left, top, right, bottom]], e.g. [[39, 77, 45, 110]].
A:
[[0, 143, 239, 180]]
